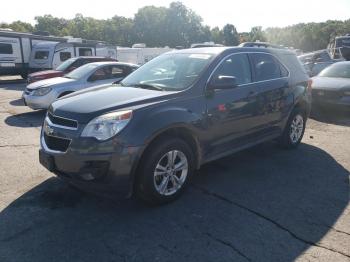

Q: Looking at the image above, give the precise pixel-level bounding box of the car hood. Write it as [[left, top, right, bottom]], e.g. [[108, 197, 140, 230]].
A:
[[50, 85, 177, 123], [27, 77, 76, 90], [29, 70, 63, 78], [312, 77, 350, 91]]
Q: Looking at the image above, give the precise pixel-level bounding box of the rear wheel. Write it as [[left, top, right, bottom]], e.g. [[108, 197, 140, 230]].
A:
[[135, 137, 195, 205], [279, 108, 306, 149]]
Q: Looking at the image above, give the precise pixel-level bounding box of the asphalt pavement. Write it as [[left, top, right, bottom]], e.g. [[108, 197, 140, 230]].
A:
[[0, 77, 349, 262]]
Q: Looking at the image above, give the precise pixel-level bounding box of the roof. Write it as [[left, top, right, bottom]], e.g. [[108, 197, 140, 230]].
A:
[[169, 46, 295, 56], [86, 61, 139, 67]]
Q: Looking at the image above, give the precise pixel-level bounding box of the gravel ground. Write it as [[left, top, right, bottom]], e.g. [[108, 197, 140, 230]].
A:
[[0, 77, 349, 262]]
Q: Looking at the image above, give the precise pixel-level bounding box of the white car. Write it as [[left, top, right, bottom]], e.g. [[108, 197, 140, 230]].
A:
[[22, 62, 139, 110]]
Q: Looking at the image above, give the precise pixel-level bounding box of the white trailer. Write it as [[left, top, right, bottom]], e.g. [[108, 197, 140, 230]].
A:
[[0, 30, 67, 78], [29, 39, 117, 71], [117, 44, 173, 65]]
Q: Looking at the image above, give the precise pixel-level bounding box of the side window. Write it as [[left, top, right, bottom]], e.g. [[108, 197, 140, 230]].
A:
[[110, 66, 127, 78], [251, 53, 282, 81], [88, 67, 110, 81], [0, 43, 13, 54], [60, 52, 71, 62], [34, 51, 49, 60], [212, 54, 252, 85], [79, 48, 93, 56]]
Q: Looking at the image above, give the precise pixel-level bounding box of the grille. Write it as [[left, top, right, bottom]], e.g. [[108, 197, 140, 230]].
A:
[[48, 112, 78, 129], [44, 133, 71, 152]]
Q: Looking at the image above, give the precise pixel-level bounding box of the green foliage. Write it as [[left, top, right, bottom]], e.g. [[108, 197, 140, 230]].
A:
[[2, 2, 349, 51], [0, 21, 33, 32]]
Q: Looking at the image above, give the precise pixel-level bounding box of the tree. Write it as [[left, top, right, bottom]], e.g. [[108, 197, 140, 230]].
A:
[[35, 15, 69, 36], [0, 21, 33, 32], [249, 26, 267, 42], [133, 6, 167, 46], [223, 24, 239, 46]]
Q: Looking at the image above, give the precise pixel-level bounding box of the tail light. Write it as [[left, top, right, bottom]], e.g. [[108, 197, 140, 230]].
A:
[[307, 79, 313, 92]]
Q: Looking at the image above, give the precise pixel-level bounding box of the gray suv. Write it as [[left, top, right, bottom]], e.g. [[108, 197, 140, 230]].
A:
[[39, 47, 311, 204]]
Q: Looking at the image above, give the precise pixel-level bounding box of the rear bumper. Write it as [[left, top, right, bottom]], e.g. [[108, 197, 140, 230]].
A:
[[312, 94, 350, 109]]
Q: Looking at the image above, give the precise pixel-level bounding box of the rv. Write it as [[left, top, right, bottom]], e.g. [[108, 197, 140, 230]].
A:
[[29, 39, 117, 71], [117, 44, 172, 65], [0, 30, 69, 78]]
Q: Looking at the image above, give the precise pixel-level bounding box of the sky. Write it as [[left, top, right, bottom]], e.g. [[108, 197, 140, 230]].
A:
[[2, 0, 350, 32]]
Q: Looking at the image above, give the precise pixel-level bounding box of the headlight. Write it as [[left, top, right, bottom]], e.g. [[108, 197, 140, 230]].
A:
[[32, 87, 52, 96], [344, 91, 350, 96], [81, 110, 132, 141]]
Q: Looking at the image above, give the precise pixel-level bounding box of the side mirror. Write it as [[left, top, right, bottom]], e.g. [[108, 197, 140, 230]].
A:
[[208, 75, 238, 90]]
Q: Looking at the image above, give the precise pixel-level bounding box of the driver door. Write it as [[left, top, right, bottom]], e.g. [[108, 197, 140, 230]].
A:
[[205, 53, 260, 157]]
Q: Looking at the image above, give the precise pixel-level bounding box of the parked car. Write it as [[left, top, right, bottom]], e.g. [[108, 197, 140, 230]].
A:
[[23, 62, 138, 110], [239, 42, 283, 49], [27, 56, 117, 84], [298, 49, 341, 77], [39, 47, 311, 204], [311, 61, 350, 109]]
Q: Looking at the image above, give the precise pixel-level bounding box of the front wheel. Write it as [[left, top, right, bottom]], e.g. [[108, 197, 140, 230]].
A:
[[279, 109, 306, 149], [135, 137, 195, 205]]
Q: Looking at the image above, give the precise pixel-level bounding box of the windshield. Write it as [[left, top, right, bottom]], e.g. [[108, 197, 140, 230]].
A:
[[65, 63, 99, 80], [56, 58, 78, 71], [318, 63, 350, 78], [121, 52, 214, 91]]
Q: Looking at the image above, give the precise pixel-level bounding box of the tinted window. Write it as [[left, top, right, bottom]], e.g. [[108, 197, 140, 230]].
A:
[[318, 62, 350, 78], [34, 51, 49, 60], [79, 48, 93, 56], [0, 43, 13, 54], [88, 67, 111, 81], [110, 66, 127, 78], [251, 53, 283, 81], [212, 54, 252, 85], [60, 52, 71, 62]]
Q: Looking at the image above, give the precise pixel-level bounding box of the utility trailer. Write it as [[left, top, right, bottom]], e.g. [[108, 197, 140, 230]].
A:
[[117, 44, 172, 65], [29, 39, 116, 71], [0, 30, 68, 78]]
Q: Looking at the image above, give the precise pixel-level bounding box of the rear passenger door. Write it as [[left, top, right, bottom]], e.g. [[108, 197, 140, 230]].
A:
[[249, 52, 290, 131]]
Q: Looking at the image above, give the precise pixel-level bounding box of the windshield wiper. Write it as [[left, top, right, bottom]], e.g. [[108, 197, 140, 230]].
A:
[[130, 83, 165, 91]]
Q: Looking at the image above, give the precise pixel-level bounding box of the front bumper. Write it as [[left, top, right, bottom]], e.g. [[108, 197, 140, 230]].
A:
[[39, 120, 142, 198], [22, 90, 57, 110]]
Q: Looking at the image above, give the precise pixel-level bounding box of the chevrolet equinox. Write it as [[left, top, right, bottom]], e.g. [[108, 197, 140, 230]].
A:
[[39, 47, 311, 204]]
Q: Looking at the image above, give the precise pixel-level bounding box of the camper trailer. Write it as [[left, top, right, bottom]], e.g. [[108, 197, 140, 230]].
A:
[[0, 30, 66, 78], [29, 39, 117, 71], [117, 44, 172, 65]]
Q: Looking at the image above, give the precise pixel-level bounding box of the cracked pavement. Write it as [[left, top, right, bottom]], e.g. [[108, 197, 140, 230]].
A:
[[0, 77, 349, 262]]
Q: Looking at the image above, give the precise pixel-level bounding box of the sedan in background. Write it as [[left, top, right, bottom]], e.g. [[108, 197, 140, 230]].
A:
[[312, 61, 350, 109], [23, 62, 139, 110], [27, 56, 117, 84]]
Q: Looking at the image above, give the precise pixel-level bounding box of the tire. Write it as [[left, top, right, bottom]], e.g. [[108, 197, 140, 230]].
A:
[[20, 73, 28, 80], [135, 136, 195, 205], [279, 108, 306, 149]]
